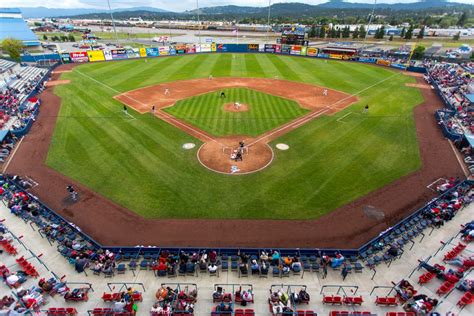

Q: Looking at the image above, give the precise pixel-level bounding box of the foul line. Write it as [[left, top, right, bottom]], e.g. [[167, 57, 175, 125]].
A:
[[447, 139, 470, 178], [248, 72, 401, 147], [75, 70, 222, 146], [337, 112, 353, 123], [2, 136, 24, 173]]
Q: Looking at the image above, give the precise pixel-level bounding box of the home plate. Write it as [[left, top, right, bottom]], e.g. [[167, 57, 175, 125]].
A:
[[276, 144, 289, 150], [182, 143, 196, 150]]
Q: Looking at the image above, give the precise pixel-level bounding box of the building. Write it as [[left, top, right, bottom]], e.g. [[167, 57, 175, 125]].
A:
[[0, 8, 40, 47]]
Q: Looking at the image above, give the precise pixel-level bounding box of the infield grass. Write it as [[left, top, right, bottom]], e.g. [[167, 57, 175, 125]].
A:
[[164, 88, 309, 137], [47, 53, 423, 219]]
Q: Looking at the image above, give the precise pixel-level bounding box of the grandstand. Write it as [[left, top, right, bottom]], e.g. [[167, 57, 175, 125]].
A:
[[0, 8, 40, 47]]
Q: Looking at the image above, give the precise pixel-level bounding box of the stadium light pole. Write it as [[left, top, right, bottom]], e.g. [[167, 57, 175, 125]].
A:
[[106, 0, 120, 44], [364, 0, 377, 41], [196, 0, 202, 47], [266, 0, 272, 44]]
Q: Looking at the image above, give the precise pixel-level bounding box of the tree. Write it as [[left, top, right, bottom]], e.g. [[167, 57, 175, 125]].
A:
[[457, 12, 468, 27], [389, 35, 394, 41], [51, 35, 59, 42], [405, 25, 413, 40], [453, 31, 461, 41], [378, 26, 385, 39], [412, 46, 425, 59], [400, 27, 406, 38], [342, 26, 350, 38], [42, 34, 48, 41], [318, 26, 326, 38], [336, 27, 341, 38], [358, 25, 366, 39], [417, 26, 425, 39], [352, 26, 359, 39], [68, 34, 76, 42], [1, 38, 23, 62]]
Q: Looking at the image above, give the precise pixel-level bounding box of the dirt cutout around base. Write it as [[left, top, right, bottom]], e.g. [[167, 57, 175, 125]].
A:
[[6, 64, 466, 249], [115, 77, 358, 174], [223, 102, 249, 112], [46, 80, 71, 87]]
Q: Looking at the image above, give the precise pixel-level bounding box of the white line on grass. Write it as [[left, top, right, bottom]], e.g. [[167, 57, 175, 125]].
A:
[[336, 112, 353, 123], [75, 70, 223, 146], [247, 72, 401, 147]]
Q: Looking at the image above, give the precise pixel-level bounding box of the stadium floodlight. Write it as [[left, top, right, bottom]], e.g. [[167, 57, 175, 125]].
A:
[[196, 0, 202, 46], [266, 0, 271, 44], [106, 0, 120, 44], [364, 0, 377, 40]]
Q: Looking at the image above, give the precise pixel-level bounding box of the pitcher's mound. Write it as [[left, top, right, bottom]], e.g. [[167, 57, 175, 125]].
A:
[[223, 103, 249, 112]]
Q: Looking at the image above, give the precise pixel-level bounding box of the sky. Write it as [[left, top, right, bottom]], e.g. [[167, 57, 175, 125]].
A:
[[2, 0, 472, 12]]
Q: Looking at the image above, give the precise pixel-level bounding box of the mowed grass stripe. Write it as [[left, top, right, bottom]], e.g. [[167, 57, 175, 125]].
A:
[[165, 87, 308, 136], [47, 53, 424, 219]]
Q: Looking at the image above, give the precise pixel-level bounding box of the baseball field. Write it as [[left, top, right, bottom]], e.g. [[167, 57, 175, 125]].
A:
[[45, 53, 423, 220]]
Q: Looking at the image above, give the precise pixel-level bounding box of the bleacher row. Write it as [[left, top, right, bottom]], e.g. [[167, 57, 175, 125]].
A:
[[0, 59, 17, 75], [8, 66, 46, 103]]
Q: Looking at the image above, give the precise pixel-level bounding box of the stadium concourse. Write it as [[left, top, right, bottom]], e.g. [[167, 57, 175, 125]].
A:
[[0, 197, 473, 315]]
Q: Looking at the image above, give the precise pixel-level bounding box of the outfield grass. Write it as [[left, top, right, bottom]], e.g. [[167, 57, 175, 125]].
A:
[[164, 88, 309, 137], [47, 53, 423, 219]]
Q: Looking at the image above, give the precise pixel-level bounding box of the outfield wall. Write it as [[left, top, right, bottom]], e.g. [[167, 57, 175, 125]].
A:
[[21, 43, 424, 73]]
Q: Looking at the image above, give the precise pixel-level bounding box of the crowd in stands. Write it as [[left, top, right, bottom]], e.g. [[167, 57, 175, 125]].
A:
[[152, 285, 197, 315], [427, 62, 474, 157], [423, 177, 471, 228]]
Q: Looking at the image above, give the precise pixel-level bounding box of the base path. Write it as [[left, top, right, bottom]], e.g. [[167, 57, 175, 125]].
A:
[[116, 77, 357, 174], [5, 65, 465, 249]]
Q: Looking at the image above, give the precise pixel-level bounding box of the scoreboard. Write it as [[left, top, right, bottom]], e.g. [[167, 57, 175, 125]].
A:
[[278, 27, 308, 46]]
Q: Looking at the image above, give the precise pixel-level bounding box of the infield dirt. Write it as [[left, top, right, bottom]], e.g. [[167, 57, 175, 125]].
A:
[[5, 64, 465, 249]]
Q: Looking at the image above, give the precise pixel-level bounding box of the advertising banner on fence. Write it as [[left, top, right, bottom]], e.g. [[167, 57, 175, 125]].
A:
[[307, 47, 318, 56], [200, 44, 212, 53], [175, 44, 186, 54], [146, 47, 159, 57], [61, 53, 71, 63], [186, 44, 196, 54], [139, 48, 147, 57], [300, 46, 307, 56], [376, 59, 391, 66], [359, 57, 377, 63], [103, 50, 112, 61], [280, 45, 291, 54], [169, 46, 177, 55], [211, 43, 217, 52], [86, 50, 105, 62], [318, 53, 330, 59], [275, 45, 281, 53], [290, 45, 302, 55], [111, 49, 128, 60], [126, 49, 140, 59], [159, 47, 169, 56], [217, 44, 227, 52], [390, 63, 407, 70], [69, 51, 88, 63], [259, 44, 265, 52], [247, 44, 259, 52], [264, 44, 276, 53]]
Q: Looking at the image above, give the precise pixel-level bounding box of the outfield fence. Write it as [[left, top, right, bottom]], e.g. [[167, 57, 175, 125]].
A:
[[20, 43, 425, 74]]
